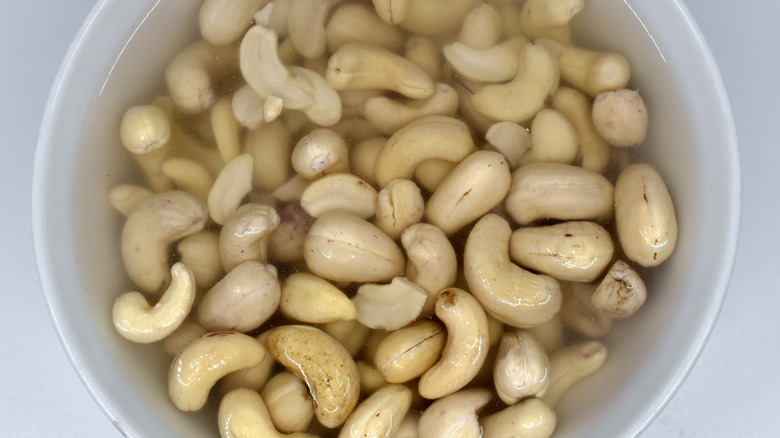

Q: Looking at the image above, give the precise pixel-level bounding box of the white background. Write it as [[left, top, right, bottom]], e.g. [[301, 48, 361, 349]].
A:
[[1, 0, 777, 436]]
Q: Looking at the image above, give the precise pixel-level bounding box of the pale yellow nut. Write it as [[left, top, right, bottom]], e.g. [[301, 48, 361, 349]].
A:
[[280, 272, 356, 323], [463, 214, 562, 328], [526, 314, 566, 354], [353, 277, 427, 331], [261, 372, 315, 433], [245, 119, 293, 192], [169, 331, 267, 411], [413, 159, 457, 193], [560, 281, 613, 339], [518, 108, 579, 166], [291, 128, 350, 180], [392, 410, 420, 438], [614, 163, 678, 267], [199, 0, 271, 46], [493, 330, 551, 405], [218, 387, 318, 438], [232, 84, 267, 129], [401, 222, 458, 314], [374, 179, 425, 240], [329, 115, 383, 144], [459, 2, 502, 50], [551, 86, 611, 173], [120, 104, 171, 155], [108, 184, 154, 217], [370, 0, 411, 24], [520, 0, 584, 38], [286, 0, 345, 59], [397, 0, 481, 36], [419, 288, 490, 399], [418, 388, 492, 437], [265, 324, 360, 428], [210, 96, 242, 163], [219, 203, 281, 271], [165, 41, 239, 114], [338, 384, 412, 438], [451, 77, 495, 134], [541, 341, 607, 408], [363, 83, 459, 136], [288, 66, 343, 127], [325, 2, 405, 53], [300, 173, 378, 219], [592, 89, 649, 147], [112, 263, 195, 343], [176, 230, 223, 290], [321, 319, 371, 358], [356, 361, 388, 395], [207, 153, 254, 225], [162, 319, 207, 357], [374, 320, 446, 384], [404, 36, 443, 83], [485, 121, 532, 169], [271, 175, 310, 203], [220, 331, 277, 394], [253, 0, 290, 37], [481, 398, 557, 438], [443, 35, 529, 83], [590, 260, 647, 319], [267, 202, 316, 264], [161, 157, 213, 201]]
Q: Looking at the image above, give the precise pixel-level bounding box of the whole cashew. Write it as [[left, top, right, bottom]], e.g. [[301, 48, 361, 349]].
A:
[[463, 214, 562, 328], [207, 153, 255, 225], [590, 260, 647, 318], [396, 0, 481, 36], [121, 190, 208, 294], [401, 223, 458, 313], [418, 288, 490, 399], [268, 201, 316, 264], [338, 384, 412, 438], [404, 36, 443, 82], [280, 272, 356, 323], [614, 163, 678, 266], [363, 83, 459, 136], [518, 108, 579, 166], [177, 230, 223, 290], [541, 341, 607, 408], [108, 184, 154, 217], [218, 388, 318, 438], [300, 173, 378, 219], [162, 319, 207, 357], [442, 35, 529, 83], [551, 86, 611, 173], [291, 128, 350, 180], [199, 0, 270, 46], [374, 179, 425, 240], [161, 157, 213, 201], [493, 330, 550, 405], [261, 371, 315, 433], [288, 66, 344, 127], [165, 41, 239, 114], [265, 324, 360, 428], [112, 262, 195, 343], [353, 277, 427, 331], [418, 388, 492, 438], [325, 2, 405, 53], [520, 0, 584, 39], [481, 398, 557, 438], [592, 88, 649, 147], [219, 203, 281, 271], [392, 410, 420, 438], [459, 2, 502, 50], [485, 121, 531, 169], [373, 320, 446, 384], [169, 331, 267, 411]]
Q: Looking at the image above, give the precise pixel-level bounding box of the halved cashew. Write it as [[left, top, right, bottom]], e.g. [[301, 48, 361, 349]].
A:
[[509, 221, 614, 283], [219, 203, 281, 271], [592, 89, 648, 147], [373, 320, 446, 383], [426, 150, 512, 235], [401, 223, 458, 313], [396, 0, 481, 36], [322, 319, 371, 358], [304, 211, 405, 283], [199, 0, 271, 46], [541, 341, 607, 408], [162, 319, 207, 357], [518, 108, 579, 166], [481, 398, 557, 438], [405, 36, 443, 83], [374, 115, 475, 188], [211, 96, 242, 162], [485, 121, 532, 169], [268, 202, 315, 264], [443, 35, 529, 83], [287, 66, 343, 127], [245, 119, 293, 192], [519, 0, 584, 38], [538, 38, 631, 98], [220, 331, 277, 394], [505, 162, 614, 225], [265, 324, 360, 428], [471, 43, 559, 123], [239, 24, 314, 110], [418, 388, 492, 437], [169, 331, 267, 411], [286, 0, 345, 59], [165, 41, 239, 114], [109, 184, 154, 216], [418, 288, 490, 399], [560, 281, 613, 339], [463, 214, 562, 328], [363, 83, 459, 135], [591, 260, 647, 318], [353, 277, 427, 331], [326, 2, 405, 53], [112, 262, 195, 343], [197, 261, 281, 332], [161, 157, 213, 201], [261, 372, 315, 433], [326, 42, 436, 99], [375, 179, 425, 240], [614, 163, 678, 267], [493, 329, 550, 405], [551, 86, 611, 173], [119, 104, 173, 192], [218, 388, 318, 438], [122, 190, 208, 294], [177, 230, 224, 290], [291, 128, 350, 180], [207, 153, 254, 225], [300, 173, 378, 219], [280, 272, 356, 323], [338, 384, 412, 438], [459, 2, 502, 50]]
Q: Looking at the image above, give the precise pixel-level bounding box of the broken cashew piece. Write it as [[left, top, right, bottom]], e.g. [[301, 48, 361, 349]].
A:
[[218, 387, 318, 438], [119, 104, 173, 192], [280, 272, 356, 323], [165, 41, 239, 114], [485, 121, 532, 169], [112, 262, 195, 343], [541, 341, 607, 408], [219, 203, 281, 271], [418, 388, 492, 438], [338, 384, 412, 438], [300, 173, 378, 219], [481, 398, 557, 438], [590, 260, 647, 319], [493, 329, 551, 405], [373, 320, 446, 384], [353, 277, 427, 331]]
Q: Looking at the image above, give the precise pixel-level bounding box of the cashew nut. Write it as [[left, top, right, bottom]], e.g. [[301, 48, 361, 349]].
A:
[[363, 83, 459, 136], [291, 128, 350, 180], [418, 288, 490, 399], [254, 0, 290, 37], [370, 0, 410, 25], [338, 384, 412, 438], [112, 262, 195, 343], [304, 211, 405, 283], [559, 281, 613, 339], [245, 119, 293, 192], [286, 0, 345, 59], [443, 35, 529, 83], [325, 2, 405, 53], [400, 223, 458, 314], [220, 331, 277, 394], [614, 163, 678, 267], [177, 230, 224, 290], [459, 2, 502, 50], [396, 0, 481, 36], [481, 398, 557, 438], [373, 320, 446, 384], [218, 388, 318, 438], [493, 330, 550, 405], [356, 361, 388, 395], [280, 272, 356, 323], [541, 340, 607, 408], [352, 277, 427, 331], [526, 314, 565, 354], [268, 201, 316, 264], [505, 162, 614, 225], [485, 121, 532, 169], [375, 179, 425, 240], [261, 371, 315, 433], [219, 203, 281, 271], [210, 96, 242, 163], [418, 388, 492, 437], [463, 214, 562, 328], [538, 38, 631, 98], [272, 175, 311, 202], [122, 190, 208, 294], [592, 88, 648, 147], [300, 173, 378, 219], [119, 104, 173, 192], [392, 410, 420, 438], [162, 319, 207, 357], [199, 0, 270, 46], [165, 41, 239, 114], [161, 157, 213, 201], [404, 36, 443, 83], [518, 108, 579, 166], [551, 86, 611, 173], [169, 331, 267, 411], [108, 184, 154, 216], [590, 260, 647, 318], [519, 0, 584, 39], [265, 324, 360, 428], [288, 66, 344, 127], [231, 84, 268, 129], [412, 159, 458, 193], [207, 153, 255, 225], [321, 319, 371, 358]]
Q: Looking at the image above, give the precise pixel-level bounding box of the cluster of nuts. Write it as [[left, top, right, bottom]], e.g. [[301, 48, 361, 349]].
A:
[[109, 0, 679, 437]]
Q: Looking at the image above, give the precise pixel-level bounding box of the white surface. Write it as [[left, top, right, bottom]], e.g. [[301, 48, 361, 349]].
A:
[[0, 1, 775, 437]]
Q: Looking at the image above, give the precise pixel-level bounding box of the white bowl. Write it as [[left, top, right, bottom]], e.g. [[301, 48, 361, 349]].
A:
[[33, 0, 740, 437]]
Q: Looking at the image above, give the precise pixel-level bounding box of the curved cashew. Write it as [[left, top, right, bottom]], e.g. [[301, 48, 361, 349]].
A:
[[418, 288, 490, 399], [541, 340, 607, 408], [485, 121, 532, 169], [551, 86, 611, 173], [520, 0, 584, 38], [373, 320, 446, 384], [426, 150, 512, 235], [375, 179, 425, 240], [109, 184, 154, 216], [592, 88, 648, 147], [112, 263, 195, 343], [218, 388, 318, 438], [560, 281, 613, 338], [418, 388, 492, 437], [509, 221, 614, 283], [401, 223, 458, 313], [363, 83, 459, 136], [165, 41, 239, 114], [197, 261, 281, 332], [322, 319, 371, 358], [300, 173, 378, 219], [339, 384, 412, 438], [443, 35, 529, 83], [614, 163, 678, 266], [121, 190, 208, 294], [459, 2, 502, 50], [265, 324, 360, 428], [374, 115, 475, 188], [161, 157, 213, 201], [268, 201, 315, 264], [538, 38, 631, 98], [591, 260, 647, 319], [463, 214, 562, 328], [493, 330, 550, 405], [220, 331, 277, 394], [471, 43, 559, 123], [219, 203, 281, 271], [326, 42, 436, 99], [397, 0, 481, 36], [518, 108, 579, 166], [261, 371, 315, 433], [206, 153, 254, 225], [481, 398, 557, 438], [162, 319, 207, 357], [199, 0, 270, 46], [280, 272, 356, 323], [326, 2, 405, 53], [169, 331, 267, 411], [505, 162, 614, 225], [291, 128, 350, 180], [304, 211, 405, 283], [353, 277, 427, 330], [177, 230, 224, 290], [211, 96, 242, 163]]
